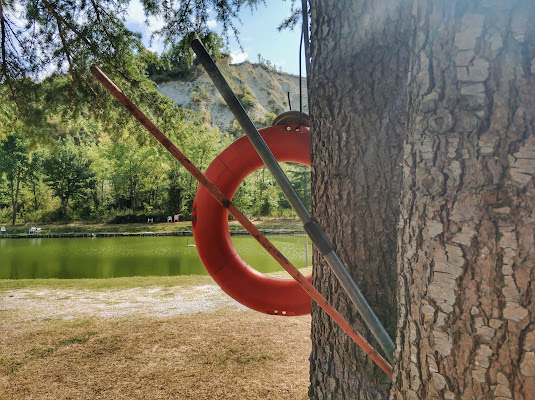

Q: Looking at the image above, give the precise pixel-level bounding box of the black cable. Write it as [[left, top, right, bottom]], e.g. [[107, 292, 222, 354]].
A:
[[301, 0, 311, 75], [298, 21, 304, 130], [287, 91, 292, 110]]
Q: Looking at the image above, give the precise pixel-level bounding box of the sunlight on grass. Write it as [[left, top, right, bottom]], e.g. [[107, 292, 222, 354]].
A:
[[0, 267, 311, 291]]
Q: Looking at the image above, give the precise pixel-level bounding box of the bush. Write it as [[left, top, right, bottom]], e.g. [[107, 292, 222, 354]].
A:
[[237, 85, 258, 110], [109, 210, 168, 224], [239, 93, 256, 109], [191, 85, 213, 106], [279, 208, 297, 219], [37, 207, 65, 224], [0, 206, 11, 224]]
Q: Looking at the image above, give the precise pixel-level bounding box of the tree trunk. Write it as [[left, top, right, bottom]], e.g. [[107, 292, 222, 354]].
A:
[[62, 199, 69, 223], [308, 1, 410, 398], [391, 1, 535, 398], [11, 198, 17, 226], [32, 179, 40, 211], [10, 178, 16, 226], [11, 169, 21, 226], [131, 179, 137, 212]]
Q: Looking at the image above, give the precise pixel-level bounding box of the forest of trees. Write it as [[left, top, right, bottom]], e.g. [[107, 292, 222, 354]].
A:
[[0, 47, 310, 226]]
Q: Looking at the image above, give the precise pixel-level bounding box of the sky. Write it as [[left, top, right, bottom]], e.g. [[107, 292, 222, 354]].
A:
[[124, 0, 304, 76]]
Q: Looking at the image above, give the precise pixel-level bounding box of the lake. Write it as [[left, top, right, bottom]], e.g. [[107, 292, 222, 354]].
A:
[[0, 235, 312, 279]]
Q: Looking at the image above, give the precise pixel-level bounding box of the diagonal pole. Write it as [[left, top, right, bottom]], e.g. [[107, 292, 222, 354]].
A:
[[190, 38, 395, 362], [90, 65, 393, 378]]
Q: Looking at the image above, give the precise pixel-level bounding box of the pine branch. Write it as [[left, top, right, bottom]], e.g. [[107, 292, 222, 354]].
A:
[[0, 3, 26, 118], [0, 1, 7, 82], [90, 0, 118, 53], [40, 0, 131, 82], [54, 15, 77, 92]]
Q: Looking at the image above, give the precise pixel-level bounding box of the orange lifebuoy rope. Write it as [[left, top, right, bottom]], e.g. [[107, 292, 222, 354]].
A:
[[192, 126, 312, 316]]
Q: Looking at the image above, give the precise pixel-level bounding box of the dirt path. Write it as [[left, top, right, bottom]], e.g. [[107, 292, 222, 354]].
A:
[[1, 285, 311, 399], [2, 285, 246, 320]]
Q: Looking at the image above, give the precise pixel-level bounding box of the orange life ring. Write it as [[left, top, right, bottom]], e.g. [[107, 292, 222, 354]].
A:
[[192, 125, 312, 316]]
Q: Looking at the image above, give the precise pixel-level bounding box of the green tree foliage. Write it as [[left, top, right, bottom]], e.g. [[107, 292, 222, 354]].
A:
[[22, 150, 50, 217], [144, 32, 225, 83], [42, 138, 95, 222], [0, 0, 307, 225], [163, 124, 232, 218], [0, 130, 29, 225], [286, 163, 310, 210], [0, 0, 262, 128], [1, 0, 143, 129], [103, 137, 164, 213], [137, 0, 260, 48], [232, 162, 311, 219], [256, 53, 282, 73]]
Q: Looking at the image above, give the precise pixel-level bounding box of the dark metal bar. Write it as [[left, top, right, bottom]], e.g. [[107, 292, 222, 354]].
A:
[[301, 0, 311, 77], [191, 38, 395, 362], [90, 65, 393, 377]]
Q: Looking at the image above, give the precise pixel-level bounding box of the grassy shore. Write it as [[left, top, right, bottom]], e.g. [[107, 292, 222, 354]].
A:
[[0, 267, 312, 292], [0, 275, 214, 291], [0, 218, 304, 236]]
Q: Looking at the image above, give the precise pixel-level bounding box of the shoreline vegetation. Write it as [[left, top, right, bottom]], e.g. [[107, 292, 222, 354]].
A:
[[0, 217, 305, 238]]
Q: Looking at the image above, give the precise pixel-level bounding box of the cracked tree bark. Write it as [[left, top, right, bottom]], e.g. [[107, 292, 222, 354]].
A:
[[391, 1, 535, 399], [308, 1, 409, 398], [308, 0, 534, 398]]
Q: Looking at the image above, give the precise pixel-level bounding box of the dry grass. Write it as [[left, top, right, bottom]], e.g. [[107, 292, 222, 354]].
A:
[[0, 284, 311, 399]]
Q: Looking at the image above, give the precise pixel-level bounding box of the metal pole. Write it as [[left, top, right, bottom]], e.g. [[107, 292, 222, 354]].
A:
[[191, 39, 395, 362], [90, 65, 393, 377]]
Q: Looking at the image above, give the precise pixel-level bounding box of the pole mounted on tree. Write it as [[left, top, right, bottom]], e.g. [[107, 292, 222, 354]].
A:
[[190, 38, 395, 363], [90, 65, 393, 377]]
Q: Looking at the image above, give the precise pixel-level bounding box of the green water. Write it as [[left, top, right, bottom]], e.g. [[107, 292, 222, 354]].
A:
[[0, 235, 312, 279]]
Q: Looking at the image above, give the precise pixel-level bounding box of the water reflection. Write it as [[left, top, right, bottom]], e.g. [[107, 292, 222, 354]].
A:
[[0, 235, 311, 279]]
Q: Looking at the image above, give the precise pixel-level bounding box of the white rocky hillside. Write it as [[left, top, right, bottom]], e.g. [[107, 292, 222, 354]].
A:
[[157, 55, 308, 131]]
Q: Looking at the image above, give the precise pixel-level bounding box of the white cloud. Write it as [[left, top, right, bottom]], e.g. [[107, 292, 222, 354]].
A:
[[125, 0, 165, 33], [230, 52, 248, 64], [147, 41, 165, 54], [147, 15, 165, 32], [124, 0, 145, 26], [14, 2, 26, 15], [206, 20, 217, 29]]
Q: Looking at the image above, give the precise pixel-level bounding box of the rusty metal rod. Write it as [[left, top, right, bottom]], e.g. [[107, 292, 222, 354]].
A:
[[90, 65, 393, 378]]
